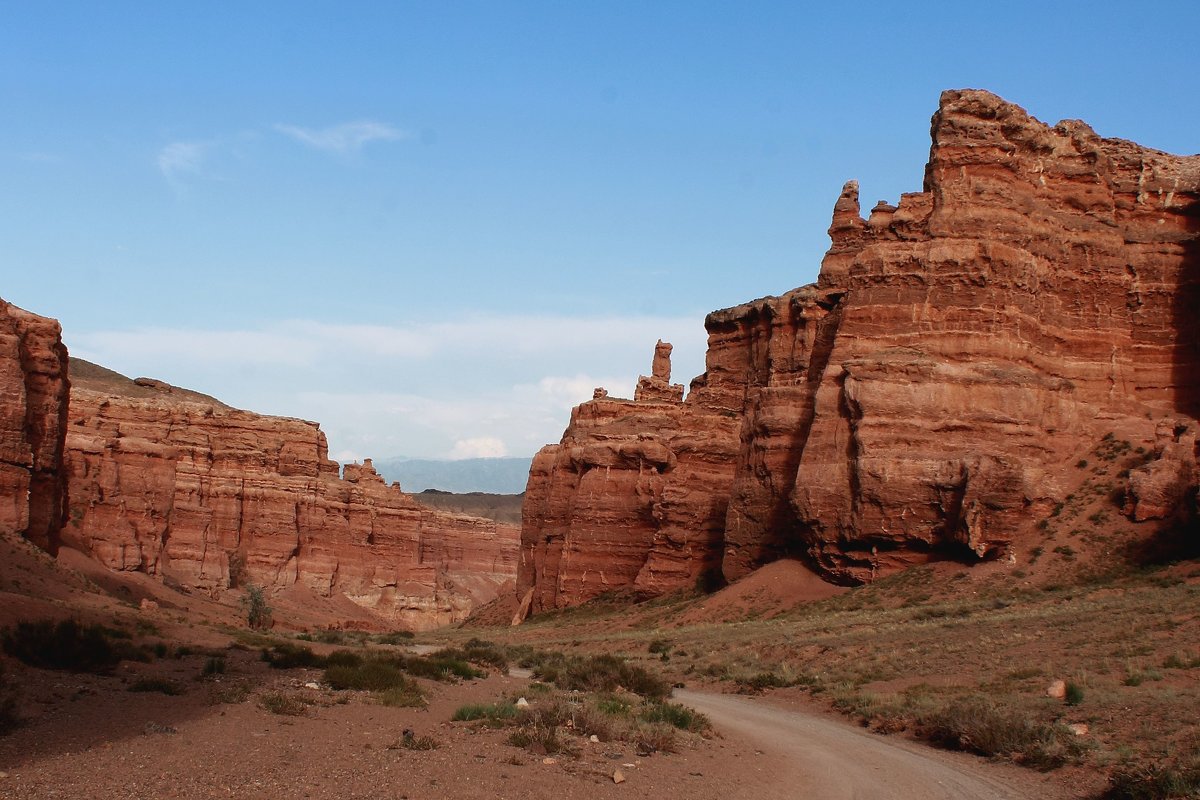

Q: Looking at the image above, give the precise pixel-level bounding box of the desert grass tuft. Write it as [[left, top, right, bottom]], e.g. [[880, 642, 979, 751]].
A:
[[258, 691, 311, 716], [452, 702, 519, 725]]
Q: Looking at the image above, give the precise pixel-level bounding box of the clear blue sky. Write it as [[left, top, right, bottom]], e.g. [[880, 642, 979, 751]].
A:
[[3, 1, 1197, 461]]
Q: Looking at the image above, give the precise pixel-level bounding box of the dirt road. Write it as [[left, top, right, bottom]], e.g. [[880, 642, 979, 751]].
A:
[[674, 690, 1066, 800]]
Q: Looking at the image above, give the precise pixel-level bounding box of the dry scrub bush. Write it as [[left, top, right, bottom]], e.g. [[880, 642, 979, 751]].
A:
[[915, 697, 1086, 769], [258, 692, 311, 716]]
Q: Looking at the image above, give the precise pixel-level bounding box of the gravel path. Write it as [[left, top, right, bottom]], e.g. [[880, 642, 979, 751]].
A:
[[674, 690, 1063, 800]]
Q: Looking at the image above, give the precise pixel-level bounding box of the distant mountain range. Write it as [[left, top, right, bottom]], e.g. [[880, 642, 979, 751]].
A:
[[371, 456, 533, 494]]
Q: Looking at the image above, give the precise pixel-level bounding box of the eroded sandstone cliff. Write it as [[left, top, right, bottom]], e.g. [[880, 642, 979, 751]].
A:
[[63, 360, 519, 630], [518, 89, 1200, 611], [0, 300, 69, 554]]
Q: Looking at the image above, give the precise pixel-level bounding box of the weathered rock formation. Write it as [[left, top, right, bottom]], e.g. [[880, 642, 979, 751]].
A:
[[519, 338, 742, 610], [0, 300, 68, 554], [518, 340, 744, 611], [63, 361, 519, 630], [519, 89, 1200, 610]]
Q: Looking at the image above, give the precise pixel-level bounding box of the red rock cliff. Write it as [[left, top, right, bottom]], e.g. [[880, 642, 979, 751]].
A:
[[519, 89, 1200, 610], [63, 361, 519, 630], [0, 300, 69, 554]]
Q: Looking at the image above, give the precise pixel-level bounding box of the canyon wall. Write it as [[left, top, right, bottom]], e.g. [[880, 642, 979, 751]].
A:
[[63, 362, 519, 630], [519, 89, 1200, 610], [0, 300, 69, 554]]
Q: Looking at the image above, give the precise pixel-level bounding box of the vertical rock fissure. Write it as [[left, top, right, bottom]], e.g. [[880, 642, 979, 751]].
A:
[[1171, 196, 1200, 416]]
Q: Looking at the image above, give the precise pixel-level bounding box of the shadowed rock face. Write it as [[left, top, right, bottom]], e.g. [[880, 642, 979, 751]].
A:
[[62, 366, 519, 630], [518, 89, 1200, 610], [0, 300, 69, 553]]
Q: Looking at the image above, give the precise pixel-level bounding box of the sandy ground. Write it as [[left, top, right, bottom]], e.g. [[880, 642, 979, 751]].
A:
[[0, 653, 820, 800], [0, 620, 1080, 800]]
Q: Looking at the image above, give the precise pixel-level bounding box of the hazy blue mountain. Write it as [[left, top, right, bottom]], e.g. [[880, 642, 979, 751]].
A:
[[371, 456, 533, 494]]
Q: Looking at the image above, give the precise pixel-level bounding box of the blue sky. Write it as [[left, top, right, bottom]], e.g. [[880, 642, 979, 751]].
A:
[[3, 2, 1197, 461]]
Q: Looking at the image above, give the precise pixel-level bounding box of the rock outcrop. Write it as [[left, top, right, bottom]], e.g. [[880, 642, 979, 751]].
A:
[[0, 300, 68, 554], [518, 341, 742, 611], [63, 361, 519, 630], [519, 89, 1200, 610]]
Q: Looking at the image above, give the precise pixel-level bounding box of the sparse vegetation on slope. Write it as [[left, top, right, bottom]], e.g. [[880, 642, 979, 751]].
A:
[[430, 551, 1200, 793]]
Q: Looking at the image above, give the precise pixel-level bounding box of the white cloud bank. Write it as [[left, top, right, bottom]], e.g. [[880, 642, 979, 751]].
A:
[[68, 313, 708, 463]]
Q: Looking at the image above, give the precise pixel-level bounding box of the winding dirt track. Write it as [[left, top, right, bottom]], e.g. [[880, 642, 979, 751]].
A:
[[674, 690, 1044, 800]]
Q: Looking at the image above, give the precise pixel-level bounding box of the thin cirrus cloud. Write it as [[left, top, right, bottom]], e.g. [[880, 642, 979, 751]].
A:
[[156, 140, 210, 182], [273, 120, 409, 153], [155, 120, 405, 185]]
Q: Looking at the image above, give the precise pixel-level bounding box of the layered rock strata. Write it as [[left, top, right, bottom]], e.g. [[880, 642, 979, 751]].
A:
[[63, 364, 519, 630], [519, 89, 1200, 610], [518, 343, 742, 611], [0, 300, 69, 554]]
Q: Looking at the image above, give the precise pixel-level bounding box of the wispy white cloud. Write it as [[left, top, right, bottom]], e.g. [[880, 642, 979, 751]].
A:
[[67, 313, 707, 462], [156, 140, 210, 182], [274, 121, 408, 153]]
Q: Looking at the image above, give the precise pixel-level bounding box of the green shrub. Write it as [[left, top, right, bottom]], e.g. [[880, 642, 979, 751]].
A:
[[258, 692, 310, 716], [241, 585, 273, 630], [570, 703, 620, 741], [376, 684, 425, 707], [262, 643, 324, 669], [129, 677, 184, 695], [915, 698, 1084, 769], [1162, 652, 1200, 669], [211, 681, 251, 704], [1065, 681, 1085, 706], [1105, 752, 1200, 799], [312, 629, 345, 645], [594, 695, 633, 716], [640, 701, 710, 733], [323, 650, 364, 668], [533, 654, 669, 700], [402, 651, 484, 681], [631, 720, 679, 754], [452, 702, 519, 725], [508, 723, 573, 755], [202, 656, 226, 676], [1, 619, 146, 673], [736, 671, 797, 692], [522, 698, 573, 728], [458, 639, 509, 670], [324, 660, 410, 692]]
